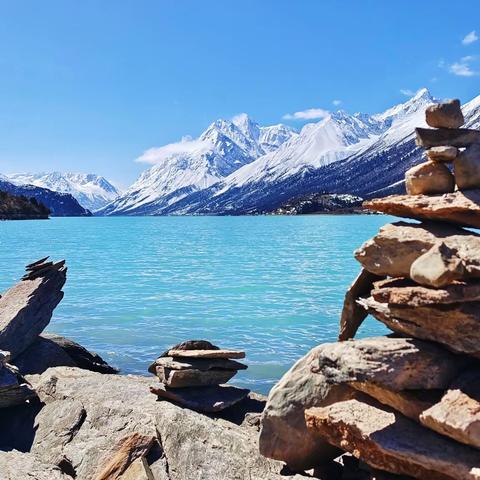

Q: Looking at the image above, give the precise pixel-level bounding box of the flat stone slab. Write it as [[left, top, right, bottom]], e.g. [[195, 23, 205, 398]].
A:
[[155, 366, 236, 388], [150, 383, 250, 412], [371, 278, 480, 306], [420, 389, 480, 449], [168, 349, 246, 359], [416, 127, 480, 148], [148, 356, 247, 374], [363, 191, 480, 229], [361, 297, 480, 358], [305, 399, 480, 480], [355, 222, 480, 279]]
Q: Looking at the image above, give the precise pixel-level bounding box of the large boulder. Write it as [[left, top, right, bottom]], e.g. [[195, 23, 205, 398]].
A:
[[0, 262, 66, 359], [363, 191, 480, 229], [405, 161, 455, 195], [259, 337, 461, 471], [355, 222, 480, 278], [305, 398, 480, 480]]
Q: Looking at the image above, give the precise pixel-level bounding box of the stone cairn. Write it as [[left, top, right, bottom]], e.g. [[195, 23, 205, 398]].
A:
[[260, 100, 480, 479], [149, 340, 251, 413]]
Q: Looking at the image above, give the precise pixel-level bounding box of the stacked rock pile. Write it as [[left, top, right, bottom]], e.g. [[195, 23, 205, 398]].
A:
[[149, 340, 251, 413], [260, 99, 480, 479]]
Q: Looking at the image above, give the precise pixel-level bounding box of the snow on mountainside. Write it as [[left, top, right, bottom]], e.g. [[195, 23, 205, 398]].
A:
[[99, 115, 297, 215], [6, 172, 121, 212]]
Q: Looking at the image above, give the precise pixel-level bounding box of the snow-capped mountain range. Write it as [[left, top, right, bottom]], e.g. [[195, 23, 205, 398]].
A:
[[5, 172, 121, 212]]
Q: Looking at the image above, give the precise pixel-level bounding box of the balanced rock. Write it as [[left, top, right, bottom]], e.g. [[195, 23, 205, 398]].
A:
[[405, 161, 455, 195], [363, 191, 480, 229], [148, 356, 247, 374], [259, 337, 462, 470], [415, 127, 480, 148], [410, 242, 466, 287], [371, 277, 480, 306], [425, 99, 464, 129], [420, 389, 480, 450], [0, 259, 67, 358], [455, 144, 480, 190], [339, 268, 384, 341], [361, 297, 480, 358], [355, 222, 480, 279], [427, 146, 458, 162], [155, 366, 236, 388], [305, 398, 480, 480]]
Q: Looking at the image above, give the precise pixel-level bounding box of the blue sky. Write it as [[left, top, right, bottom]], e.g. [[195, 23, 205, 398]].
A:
[[0, 0, 479, 187]]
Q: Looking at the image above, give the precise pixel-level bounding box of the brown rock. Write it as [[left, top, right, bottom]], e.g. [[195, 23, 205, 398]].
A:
[[155, 366, 236, 388], [339, 268, 384, 341], [168, 349, 245, 359], [410, 242, 466, 287], [455, 144, 480, 190], [355, 222, 480, 278], [425, 99, 464, 129], [371, 277, 480, 306], [150, 383, 250, 412], [420, 389, 480, 449], [415, 127, 480, 148], [360, 297, 480, 358], [94, 433, 155, 480], [405, 162, 455, 195], [0, 263, 67, 358], [148, 356, 247, 375], [350, 381, 440, 421], [363, 191, 480, 229], [427, 146, 458, 162], [305, 399, 480, 480]]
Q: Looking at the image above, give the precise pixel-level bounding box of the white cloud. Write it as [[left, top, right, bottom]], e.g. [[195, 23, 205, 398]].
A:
[[449, 56, 478, 76], [400, 89, 415, 97], [136, 137, 211, 164], [462, 31, 478, 45], [283, 108, 330, 120], [332, 99, 342, 106]]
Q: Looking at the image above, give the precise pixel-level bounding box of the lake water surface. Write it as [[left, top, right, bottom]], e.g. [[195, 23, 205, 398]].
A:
[[0, 215, 390, 394]]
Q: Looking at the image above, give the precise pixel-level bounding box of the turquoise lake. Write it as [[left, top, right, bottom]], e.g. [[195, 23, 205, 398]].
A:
[[0, 215, 390, 394]]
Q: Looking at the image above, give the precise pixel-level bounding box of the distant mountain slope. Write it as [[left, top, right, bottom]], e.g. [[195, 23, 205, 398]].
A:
[[0, 190, 50, 220], [0, 179, 91, 216], [99, 115, 297, 215], [6, 172, 120, 212]]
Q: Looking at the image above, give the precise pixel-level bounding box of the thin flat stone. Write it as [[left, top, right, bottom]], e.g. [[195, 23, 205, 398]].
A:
[[305, 399, 480, 480], [148, 356, 247, 374], [155, 366, 236, 388], [150, 383, 250, 412], [363, 191, 480, 229], [167, 349, 245, 359], [371, 277, 480, 306], [416, 127, 480, 148]]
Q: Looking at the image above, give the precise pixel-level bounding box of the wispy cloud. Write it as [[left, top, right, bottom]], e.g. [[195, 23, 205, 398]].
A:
[[282, 108, 330, 120], [400, 89, 415, 97], [136, 136, 211, 164], [462, 30, 478, 45], [332, 99, 342, 106], [449, 56, 478, 76]]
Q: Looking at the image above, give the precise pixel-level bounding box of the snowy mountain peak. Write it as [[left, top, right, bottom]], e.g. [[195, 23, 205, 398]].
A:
[[6, 172, 121, 212]]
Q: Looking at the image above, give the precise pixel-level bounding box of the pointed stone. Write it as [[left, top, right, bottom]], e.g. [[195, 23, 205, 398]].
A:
[[363, 191, 480, 229], [425, 99, 464, 129], [360, 296, 480, 358], [305, 399, 480, 480], [405, 162, 455, 196], [427, 146, 458, 162], [339, 268, 385, 341], [415, 127, 480, 148]]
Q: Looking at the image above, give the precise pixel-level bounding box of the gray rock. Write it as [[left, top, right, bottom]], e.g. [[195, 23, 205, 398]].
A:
[[425, 99, 464, 129], [0, 451, 69, 480], [454, 144, 480, 190], [154, 366, 236, 388], [150, 383, 250, 412], [0, 264, 66, 359], [426, 146, 458, 162], [148, 356, 247, 374], [415, 127, 480, 148], [259, 337, 465, 471], [405, 161, 455, 195]]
